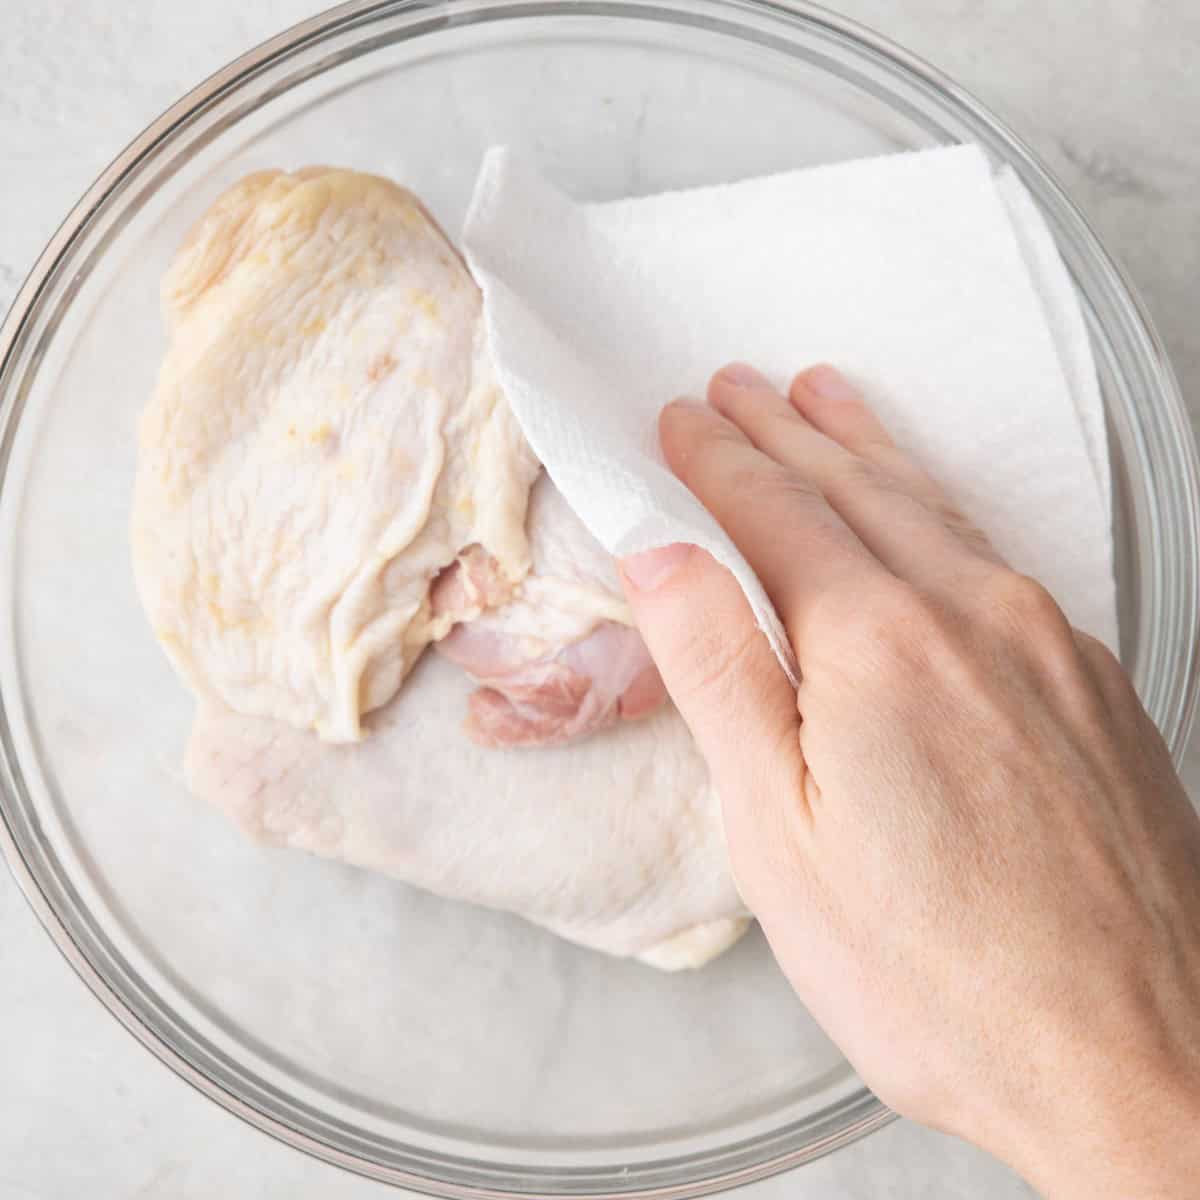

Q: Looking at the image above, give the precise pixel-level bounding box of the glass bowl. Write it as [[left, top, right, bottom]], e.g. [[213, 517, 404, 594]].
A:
[[0, 1, 1196, 1195]]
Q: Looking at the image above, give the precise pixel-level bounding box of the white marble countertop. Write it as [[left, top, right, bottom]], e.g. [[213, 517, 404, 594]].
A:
[[1, 2, 1196, 1197]]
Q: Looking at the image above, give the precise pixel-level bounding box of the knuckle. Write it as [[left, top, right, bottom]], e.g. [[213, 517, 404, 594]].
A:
[[982, 571, 1082, 675], [668, 613, 768, 710], [709, 382, 756, 425], [668, 406, 744, 474], [738, 462, 826, 517], [1075, 631, 1119, 674], [859, 446, 999, 559], [689, 410, 746, 456], [928, 501, 994, 558], [870, 443, 924, 482], [984, 571, 1066, 634], [719, 459, 763, 500], [796, 511, 856, 568], [822, 453, 894, 504], [1076, 632, 1134, 696]]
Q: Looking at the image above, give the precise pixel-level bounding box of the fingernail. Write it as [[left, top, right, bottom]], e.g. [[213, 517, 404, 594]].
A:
[[715, 362, 771, 390], [620, 543, 694, 592], [804, 364, 858, 401], [666, 396, 707, 413]]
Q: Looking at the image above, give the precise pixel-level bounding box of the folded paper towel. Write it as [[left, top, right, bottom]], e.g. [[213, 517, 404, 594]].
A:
[[463, 144, 1117, 673]]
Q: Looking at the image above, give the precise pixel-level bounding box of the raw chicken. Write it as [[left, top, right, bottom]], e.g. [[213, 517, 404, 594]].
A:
[[436, 475, 668, 747], [132, 168, 539, 742], [185, 653, 749, 969], [138, 168, 741, 969]]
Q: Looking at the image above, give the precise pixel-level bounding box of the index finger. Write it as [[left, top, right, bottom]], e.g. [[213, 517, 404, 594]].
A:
[[660, 398, 899, 652]]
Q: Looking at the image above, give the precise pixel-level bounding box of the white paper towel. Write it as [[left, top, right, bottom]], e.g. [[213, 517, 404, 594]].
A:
[[463, 144, 1117, 675]]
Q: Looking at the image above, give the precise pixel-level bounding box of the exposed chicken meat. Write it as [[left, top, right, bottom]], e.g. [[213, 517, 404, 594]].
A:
[[429, 543, 515, 618], [131, 168, 539, 742], [435, 476, 668, 747]]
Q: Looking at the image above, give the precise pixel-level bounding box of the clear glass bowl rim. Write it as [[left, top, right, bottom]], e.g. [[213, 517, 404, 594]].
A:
[[0, 1, 1197, 1196]]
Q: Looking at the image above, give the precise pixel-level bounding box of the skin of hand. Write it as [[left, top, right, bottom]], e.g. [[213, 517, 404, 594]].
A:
[[618, 362, 1200, 1200]]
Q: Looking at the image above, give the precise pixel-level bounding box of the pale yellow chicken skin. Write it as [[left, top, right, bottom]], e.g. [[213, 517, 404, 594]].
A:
[[132, 168, 538, 741]]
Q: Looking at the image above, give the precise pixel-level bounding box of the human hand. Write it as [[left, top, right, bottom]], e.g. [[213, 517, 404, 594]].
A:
[[619, 362, 1200, 1199]]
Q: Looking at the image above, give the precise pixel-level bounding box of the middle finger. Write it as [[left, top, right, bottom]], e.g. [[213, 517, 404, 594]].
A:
[[708, 364, 1003, 601]]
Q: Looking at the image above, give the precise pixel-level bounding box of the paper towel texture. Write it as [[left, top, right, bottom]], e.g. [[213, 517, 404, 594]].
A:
[[463, 144, 1117, 669]]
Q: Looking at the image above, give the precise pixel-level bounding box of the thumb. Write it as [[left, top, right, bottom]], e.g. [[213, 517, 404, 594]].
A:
[[618, 543, 802, 802]]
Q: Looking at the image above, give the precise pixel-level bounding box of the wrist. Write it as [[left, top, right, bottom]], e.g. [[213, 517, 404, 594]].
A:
[[985, 1040, 1200, 1199]]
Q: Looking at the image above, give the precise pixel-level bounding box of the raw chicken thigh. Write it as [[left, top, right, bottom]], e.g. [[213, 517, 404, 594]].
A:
[[436, 475, 668, 747], [185, 654, 749, 969], [132, 168, 538, 742], [137, 167, 744, 969]]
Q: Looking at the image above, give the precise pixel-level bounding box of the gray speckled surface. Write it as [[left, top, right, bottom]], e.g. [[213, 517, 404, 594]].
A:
[[0, 2, 1194, 1197]]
